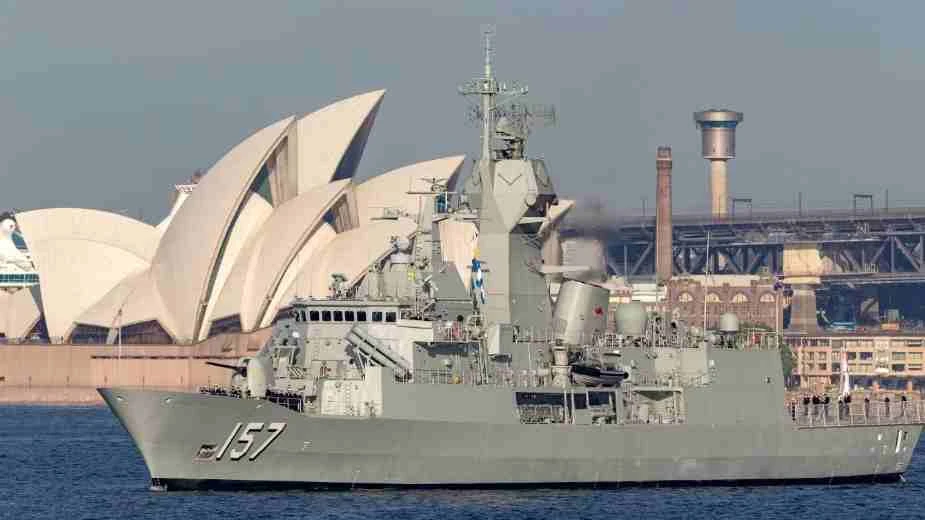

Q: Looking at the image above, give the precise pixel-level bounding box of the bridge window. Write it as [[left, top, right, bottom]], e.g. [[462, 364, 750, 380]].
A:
[[372, 311, 383, 322], [333, 311, 343, 322], [357, 311, 367, 322], [345, 311, 355, 322], [731, 293, 748, 304], [321, 310, 331, 322], [759, 293, 775, 303], [309, 310, 320, 321], [385, 312, 397, 323], [678, 292, 693, 303], [706, 293, 722, 303]]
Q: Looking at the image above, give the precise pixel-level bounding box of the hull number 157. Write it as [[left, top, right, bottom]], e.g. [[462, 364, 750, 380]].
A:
[[214, 422, 286, 461]]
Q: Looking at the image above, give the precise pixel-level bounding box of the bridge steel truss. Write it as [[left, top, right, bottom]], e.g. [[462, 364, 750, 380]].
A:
[[567, 208, 925, 285]]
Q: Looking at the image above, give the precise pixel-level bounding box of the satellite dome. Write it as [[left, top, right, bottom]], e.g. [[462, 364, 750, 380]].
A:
[[614, 302, 647, 336], [718, 313, 740, 333]]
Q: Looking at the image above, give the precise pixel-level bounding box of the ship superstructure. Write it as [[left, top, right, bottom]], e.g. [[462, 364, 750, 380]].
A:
[[101, 32, 924, 490]]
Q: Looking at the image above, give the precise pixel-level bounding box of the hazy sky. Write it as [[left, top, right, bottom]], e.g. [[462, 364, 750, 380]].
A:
[[0, 1, 921, 222]]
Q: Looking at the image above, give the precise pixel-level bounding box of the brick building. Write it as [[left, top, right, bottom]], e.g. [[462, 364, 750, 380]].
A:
[[666, 275, 782, 330]]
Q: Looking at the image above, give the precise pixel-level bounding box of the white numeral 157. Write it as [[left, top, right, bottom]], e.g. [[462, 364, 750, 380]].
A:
[[215, 422, 286, 461]]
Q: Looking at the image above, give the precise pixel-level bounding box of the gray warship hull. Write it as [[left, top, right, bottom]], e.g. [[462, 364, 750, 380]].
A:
[[100, 387, 922, 490]]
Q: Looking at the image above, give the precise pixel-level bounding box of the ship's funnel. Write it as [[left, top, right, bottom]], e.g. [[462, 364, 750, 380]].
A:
[[552, 280, 609, 345]]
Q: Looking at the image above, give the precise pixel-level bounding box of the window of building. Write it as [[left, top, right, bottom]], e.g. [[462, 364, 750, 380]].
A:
[[356, 311, 367, 322], [832, 364, 841, 372], [805, 352, 814, 361], [909, 364, 923, 371], [860, 352, 873, 360], [731, 293, 748, 304], [678, 292, 693, 303], [847, 352, 857, 360], [345, 311, 355, 322], [321, 311, 332, 322], [892, 352, 907, 361], [385, 312, 397, 323], [818, 352, 827, 362], [860, 363, 873, 373], [818, 363, 827, 371], [910, 352, 923, 362], [333, 311, 343, 322], [372, 311, 383, 322], [309, 310, 320, 321], [706, 293, 722, 303], [759, 293, 775, 303], [892, 364, 906, 372], [907, 340, 923, 347]]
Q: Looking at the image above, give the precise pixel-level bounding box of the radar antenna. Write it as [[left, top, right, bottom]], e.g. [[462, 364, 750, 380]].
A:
[[459, 27, 553, 160], [458, 26, 528, 164]]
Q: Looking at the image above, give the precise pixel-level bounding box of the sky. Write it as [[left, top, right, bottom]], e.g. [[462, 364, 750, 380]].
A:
[[0, 0, 922, 222]]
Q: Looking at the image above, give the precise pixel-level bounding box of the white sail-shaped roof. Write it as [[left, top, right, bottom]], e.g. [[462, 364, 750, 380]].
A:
[[353, 156, 465, 224], [209, 180, 350, 332], [150, 116, 294, 342], [293, 90, 385, 193], [75, 269, 178, 340], [2, 287, 43, 340], [289, 219, 417, 299], [16, 208, 158, 341], [194, 192, 274, 339]]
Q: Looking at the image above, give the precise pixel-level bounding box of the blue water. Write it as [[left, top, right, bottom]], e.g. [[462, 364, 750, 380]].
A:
[[2, 405, 924, 520]]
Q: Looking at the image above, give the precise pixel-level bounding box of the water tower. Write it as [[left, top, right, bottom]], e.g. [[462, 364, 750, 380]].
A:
[[694, 109, 743, 218]]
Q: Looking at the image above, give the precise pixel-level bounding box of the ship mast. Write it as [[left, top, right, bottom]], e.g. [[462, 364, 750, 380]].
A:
[[480, 29, 495, 169], [459, 27, 501, 190]]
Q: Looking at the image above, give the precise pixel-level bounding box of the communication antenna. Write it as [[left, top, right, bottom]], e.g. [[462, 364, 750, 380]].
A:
[[459, 26, 529, 162]]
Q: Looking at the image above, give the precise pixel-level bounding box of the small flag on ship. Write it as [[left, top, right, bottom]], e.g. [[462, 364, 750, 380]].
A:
[[471, 255, 486, 304]]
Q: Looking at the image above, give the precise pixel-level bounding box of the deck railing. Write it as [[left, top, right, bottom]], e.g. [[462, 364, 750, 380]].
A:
[[788, 401, 925, 427]]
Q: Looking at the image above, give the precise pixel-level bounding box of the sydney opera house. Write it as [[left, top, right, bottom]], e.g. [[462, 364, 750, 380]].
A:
[[0, 90, 481, 346]]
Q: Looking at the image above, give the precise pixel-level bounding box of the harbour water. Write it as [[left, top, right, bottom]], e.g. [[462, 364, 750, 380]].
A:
[[3, 405, 923, 520]]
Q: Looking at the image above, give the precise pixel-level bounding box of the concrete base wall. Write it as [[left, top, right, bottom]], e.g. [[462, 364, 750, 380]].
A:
[[0, 328, 272, 405]]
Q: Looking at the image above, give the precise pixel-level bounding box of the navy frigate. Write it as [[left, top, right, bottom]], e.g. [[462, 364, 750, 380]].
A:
[[101, 33, 924, 491]]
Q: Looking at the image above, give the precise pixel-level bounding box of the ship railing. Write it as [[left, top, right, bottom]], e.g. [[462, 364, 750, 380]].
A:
[[199, 385, 243, 398], [432, 322, 472, 342], [403, 368, 527, 387], [265, 392, 305, 413], [788, 401, 925, 427], [630, 372, 710, 388], [517, 404, 567, 424], [623, 414, 687, 425]]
